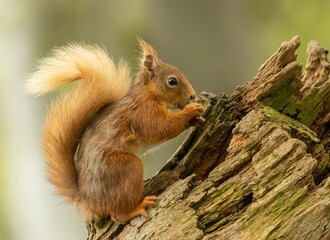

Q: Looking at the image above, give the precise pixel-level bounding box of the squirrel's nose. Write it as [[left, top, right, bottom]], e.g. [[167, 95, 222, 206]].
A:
[[190, 92, 196, 100]]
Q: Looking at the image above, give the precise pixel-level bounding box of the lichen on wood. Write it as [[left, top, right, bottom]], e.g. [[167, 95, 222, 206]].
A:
[[87, 36, 330, 240]]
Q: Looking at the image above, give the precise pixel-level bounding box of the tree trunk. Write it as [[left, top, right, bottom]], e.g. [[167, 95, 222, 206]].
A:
[[86, 36, 330, 240]]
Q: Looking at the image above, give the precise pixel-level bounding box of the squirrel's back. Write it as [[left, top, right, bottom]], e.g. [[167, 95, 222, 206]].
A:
[[26, 43, 131, 202]]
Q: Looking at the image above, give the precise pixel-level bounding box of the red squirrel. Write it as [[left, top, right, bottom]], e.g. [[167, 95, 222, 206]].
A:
[[26, 39, 205, 223]]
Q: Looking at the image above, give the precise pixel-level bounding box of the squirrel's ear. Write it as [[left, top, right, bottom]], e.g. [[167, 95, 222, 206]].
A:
[[137, 38, 161, 71], [144, 54, 154, 71]]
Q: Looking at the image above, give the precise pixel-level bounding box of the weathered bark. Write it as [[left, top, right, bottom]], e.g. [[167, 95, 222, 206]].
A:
[[86, 36, 330, 240]]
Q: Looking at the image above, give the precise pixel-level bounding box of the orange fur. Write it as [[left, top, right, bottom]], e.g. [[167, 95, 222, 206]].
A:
[[26, 39, 205, 223]]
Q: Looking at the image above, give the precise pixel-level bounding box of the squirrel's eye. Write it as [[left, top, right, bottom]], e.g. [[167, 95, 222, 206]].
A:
[[167, 77, 178, 88]]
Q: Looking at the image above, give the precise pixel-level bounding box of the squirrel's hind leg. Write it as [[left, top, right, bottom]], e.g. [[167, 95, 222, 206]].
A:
[[104, 151, 157, 223]]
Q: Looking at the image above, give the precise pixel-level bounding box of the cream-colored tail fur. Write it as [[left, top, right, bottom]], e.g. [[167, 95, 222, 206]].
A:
[[26, 43, 130, 202]]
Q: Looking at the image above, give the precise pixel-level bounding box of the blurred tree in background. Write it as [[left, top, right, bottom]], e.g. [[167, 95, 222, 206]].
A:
[[1, 0, 329, 239]]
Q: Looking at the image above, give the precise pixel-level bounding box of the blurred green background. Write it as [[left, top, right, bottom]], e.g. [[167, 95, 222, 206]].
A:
[[1, 0, 329, 239]]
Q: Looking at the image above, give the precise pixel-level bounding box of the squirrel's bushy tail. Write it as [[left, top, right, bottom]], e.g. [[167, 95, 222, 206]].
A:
[[26, 43, 130, 202]]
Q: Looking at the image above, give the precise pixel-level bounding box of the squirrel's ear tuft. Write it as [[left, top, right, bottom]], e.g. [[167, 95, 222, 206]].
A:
[[137, 38, 160, 70]]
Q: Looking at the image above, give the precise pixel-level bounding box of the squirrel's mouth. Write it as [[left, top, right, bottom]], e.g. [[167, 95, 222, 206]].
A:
[[179, 102, 188, 110], [179, 99, 195, 110], [168, 100, 192, 110]]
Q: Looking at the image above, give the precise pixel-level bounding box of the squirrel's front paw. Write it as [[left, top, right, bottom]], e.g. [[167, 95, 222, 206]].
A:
[[184, 103, 205, 126]]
